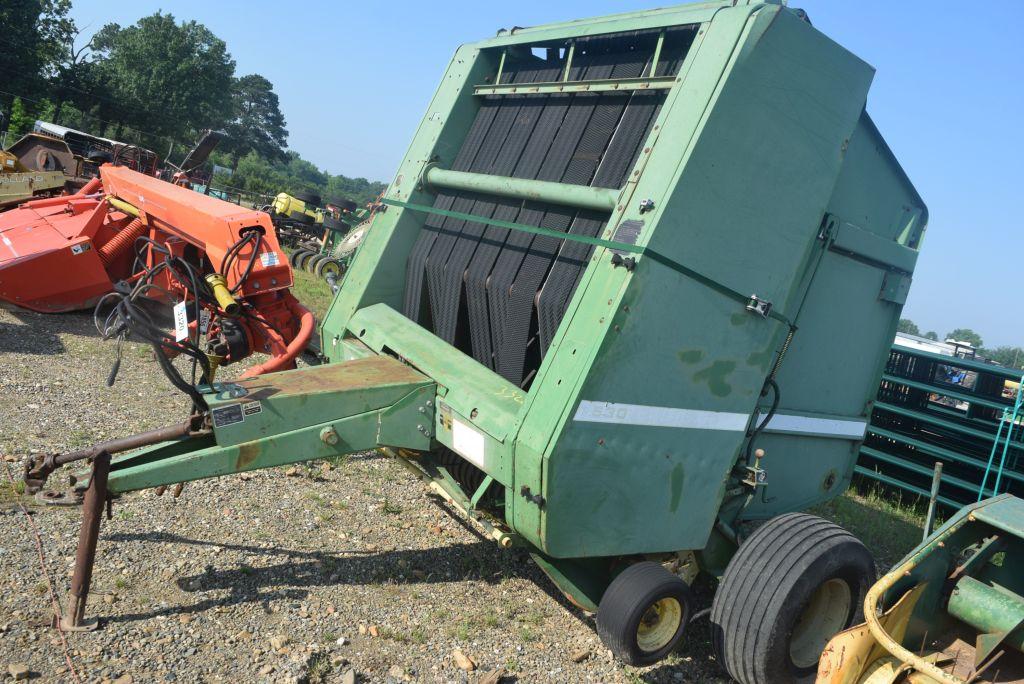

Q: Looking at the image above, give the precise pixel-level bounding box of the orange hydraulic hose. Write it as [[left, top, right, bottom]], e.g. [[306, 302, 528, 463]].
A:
[[98, 218, 146, 266], [239, 294, 314, 378]]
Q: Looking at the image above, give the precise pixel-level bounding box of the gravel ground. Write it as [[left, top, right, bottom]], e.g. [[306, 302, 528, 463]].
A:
[[0, 305, 729, 683]]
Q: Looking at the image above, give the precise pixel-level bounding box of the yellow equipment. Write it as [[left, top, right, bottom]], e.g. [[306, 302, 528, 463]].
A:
[[0, 149, 66, 208]]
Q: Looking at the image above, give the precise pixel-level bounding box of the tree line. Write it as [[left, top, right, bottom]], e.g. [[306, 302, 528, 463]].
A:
[[897, 319, 1024, 370], [1, 1, 385, 205]]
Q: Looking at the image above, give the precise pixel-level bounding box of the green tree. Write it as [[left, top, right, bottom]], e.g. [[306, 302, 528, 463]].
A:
[[223, 74, 288, 162], [946, 328, 984, 348], [0, 0, 74, 132], [897, 319, 920, 335], [90, 13, 235, 141], [983, 346, 1024, 369], [924, 331, 939, 341], [7, 98, 35, 137]]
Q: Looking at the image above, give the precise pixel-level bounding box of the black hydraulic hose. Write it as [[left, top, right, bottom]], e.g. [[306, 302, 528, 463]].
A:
[[745, 377, 780, 464]]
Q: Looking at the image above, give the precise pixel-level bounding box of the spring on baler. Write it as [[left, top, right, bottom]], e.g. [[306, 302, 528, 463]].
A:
[[436, 447, 501, 506], [98, 218, 146, 266]]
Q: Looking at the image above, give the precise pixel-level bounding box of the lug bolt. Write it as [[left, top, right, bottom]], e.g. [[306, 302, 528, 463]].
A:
[[320, 427, 340, 446]]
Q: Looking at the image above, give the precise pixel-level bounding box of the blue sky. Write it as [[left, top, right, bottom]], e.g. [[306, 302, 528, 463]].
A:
[[71, 1, 1022, 346]]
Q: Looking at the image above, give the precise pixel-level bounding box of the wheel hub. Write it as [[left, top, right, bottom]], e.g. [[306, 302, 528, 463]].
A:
[[636, 597, 683, 653], [789, 578, 852, 669]]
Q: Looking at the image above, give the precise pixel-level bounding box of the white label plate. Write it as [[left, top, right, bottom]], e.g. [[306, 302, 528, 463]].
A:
[[451, 418, 485, 468], [173, 301, 189, 342]]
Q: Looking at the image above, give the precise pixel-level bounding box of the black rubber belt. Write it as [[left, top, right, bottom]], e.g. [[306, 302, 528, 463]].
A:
[[402, 99, 499, 324], [401, 28, 706, 387], [430, 64, 563, 347], [489, 43, 624, 384], [535, 54, 658, 354], [497, 38, 658, 384], [463, 90, 567, 369]]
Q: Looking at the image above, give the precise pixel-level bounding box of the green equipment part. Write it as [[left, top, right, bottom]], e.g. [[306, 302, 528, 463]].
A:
[[818, 495, 1024, 683], [31, 2, 927, 679]]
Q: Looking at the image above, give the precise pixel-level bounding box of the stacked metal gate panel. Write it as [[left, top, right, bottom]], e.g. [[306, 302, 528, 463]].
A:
[[858, 343, 1024, 507]]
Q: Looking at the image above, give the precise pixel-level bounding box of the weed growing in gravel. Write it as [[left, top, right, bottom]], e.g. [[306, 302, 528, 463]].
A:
[[34, 582, 47, 595], [306, 651, 333, 683], [450, 620, 471, 641], [115, 577, 129, 589], [522, 608, 545, 626], [409, 627, 427, 644], [382, 499, 402, 515], [322, 631, 337, 643], [379, 626, 410, 643], [505, 657, 521, 673], [325, 454, 349, 468], [518, 626, 538, 642]]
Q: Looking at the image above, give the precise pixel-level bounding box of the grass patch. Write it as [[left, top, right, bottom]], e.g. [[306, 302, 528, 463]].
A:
[[285, 249, 336, 320], [813, 484, 930, 567]]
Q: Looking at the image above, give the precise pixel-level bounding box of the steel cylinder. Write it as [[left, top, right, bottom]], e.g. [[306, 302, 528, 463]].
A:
[[947, 575, 1024, 653]]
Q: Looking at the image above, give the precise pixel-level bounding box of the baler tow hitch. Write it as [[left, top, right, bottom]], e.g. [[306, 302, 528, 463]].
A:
[[22, 416, 211, 630]]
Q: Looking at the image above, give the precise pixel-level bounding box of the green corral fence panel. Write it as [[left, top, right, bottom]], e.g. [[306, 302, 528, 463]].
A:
[[858, 343, 1024, 507]]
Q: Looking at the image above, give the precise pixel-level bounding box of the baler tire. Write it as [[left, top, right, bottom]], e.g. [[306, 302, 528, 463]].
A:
[[293, 191, 321, 206], [306, 254, 326, 273], [298, 252, 318, 272], [316, 258, 344, 279], [596, 561, 693, 666], [709, 513, 875, 684], [290, 249, 312, 268]]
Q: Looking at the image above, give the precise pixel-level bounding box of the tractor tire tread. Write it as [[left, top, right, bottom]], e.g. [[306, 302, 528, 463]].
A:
[[710, 513, 874, 684]]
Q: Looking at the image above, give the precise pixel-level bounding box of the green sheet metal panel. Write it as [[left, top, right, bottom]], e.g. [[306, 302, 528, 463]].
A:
[[531, 6, 881, 556], [311, 1, 925, 560]]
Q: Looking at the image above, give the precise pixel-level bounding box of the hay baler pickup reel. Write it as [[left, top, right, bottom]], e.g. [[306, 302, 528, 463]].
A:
[[26, 3, 928, 681], [817, 495, 1024, 683]]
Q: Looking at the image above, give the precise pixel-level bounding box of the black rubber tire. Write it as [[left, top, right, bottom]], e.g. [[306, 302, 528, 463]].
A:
[[328, 197, 358, 213], [306, 254, 326, 273], [315, 258, 344, 278], [710, 513, 875, 684], [289, 249, 312, 268], [288, 209, 316, 225], [322, 215, 351, 233], [298, 252, 318, 271], [293, 191, 321, 206], [597, 562, 693, 667]]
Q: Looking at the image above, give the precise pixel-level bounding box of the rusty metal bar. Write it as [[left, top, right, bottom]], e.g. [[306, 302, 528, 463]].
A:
[[58, 451, 110, 632], [25, 418, 206, 493], [55, 419, 200, 467]]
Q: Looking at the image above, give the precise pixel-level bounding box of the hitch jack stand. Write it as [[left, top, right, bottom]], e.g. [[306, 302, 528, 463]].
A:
[[57, 451, 110, 632]]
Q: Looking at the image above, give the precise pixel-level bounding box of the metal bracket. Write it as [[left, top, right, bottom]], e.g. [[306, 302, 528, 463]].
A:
[[746, 294, 772, 318], [520, 485, 545, 508], [610, 253, 636, 271]]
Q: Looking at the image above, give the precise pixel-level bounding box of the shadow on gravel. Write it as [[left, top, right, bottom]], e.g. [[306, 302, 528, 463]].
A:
[[0, 306, 103, 355], [100, 529, 732, 680], [102, 528, 592, 629]]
